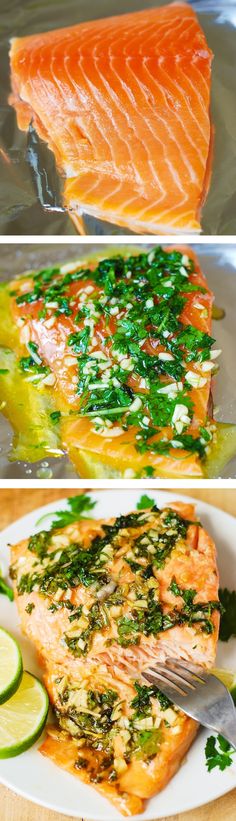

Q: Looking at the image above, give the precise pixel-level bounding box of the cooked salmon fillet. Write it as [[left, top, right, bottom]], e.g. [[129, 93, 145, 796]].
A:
[[40, 663, 198, 816], [9, 3, 213, 234], [10, 502, 220, 676], [11, 501, 220, 815], [4, 245, 220, 478]]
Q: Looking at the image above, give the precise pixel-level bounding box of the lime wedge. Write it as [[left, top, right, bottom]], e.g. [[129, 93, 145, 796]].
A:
[[0, 671, 49, 758], [0, 627, 23, 704], [213, 667, 236, 704]]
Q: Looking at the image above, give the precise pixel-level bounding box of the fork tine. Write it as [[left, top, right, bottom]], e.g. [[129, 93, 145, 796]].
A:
[[144, 660, 236, 750], [142, 671, 185, 697], [166, 657, 208, 682], [142, 669, 190, 696], [147, 664, 196, 691]]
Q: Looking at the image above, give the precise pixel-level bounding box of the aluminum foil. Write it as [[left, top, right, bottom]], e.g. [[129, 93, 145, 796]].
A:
[[0, 242, 235, 478], [0, 0, 236, 235]]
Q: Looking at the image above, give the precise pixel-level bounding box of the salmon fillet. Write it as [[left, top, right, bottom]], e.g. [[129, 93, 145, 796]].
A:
[[5, 245, 219, 478], [40, 666, 198, 816], [9, 3, 213, 234], [11, 501, 220, 815]]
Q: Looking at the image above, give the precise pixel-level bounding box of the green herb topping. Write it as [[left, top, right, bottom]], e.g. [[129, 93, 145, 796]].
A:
[[219, 588, 236, 642], [12, 247, 218, 465], [205, 734, 236, 772], [136, 494, 156, 510], [12, 505, 219, 657], [0, 573, 14, 601], [54, 675, 176, 781]]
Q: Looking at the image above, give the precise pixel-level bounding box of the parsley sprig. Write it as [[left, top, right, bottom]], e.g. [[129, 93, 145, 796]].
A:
[[205, 734, 236, 771], [49, 494, 96, 529], [136, 495, 156, 510], [0, 568, 14, 601], [36, 493, 96, 530]]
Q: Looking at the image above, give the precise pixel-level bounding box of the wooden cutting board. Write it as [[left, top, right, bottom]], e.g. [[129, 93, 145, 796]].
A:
[[1, 487, 236, 821]]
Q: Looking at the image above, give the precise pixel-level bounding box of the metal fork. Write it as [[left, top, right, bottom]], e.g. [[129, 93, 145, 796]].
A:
[[142, 658, 236, 748]]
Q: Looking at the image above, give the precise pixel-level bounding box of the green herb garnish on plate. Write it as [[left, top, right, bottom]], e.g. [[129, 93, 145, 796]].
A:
[[136, 494, 156, 510], [205, 734, 236, 772], [219, 588, 236, 641], [36, 493, 96, 530]]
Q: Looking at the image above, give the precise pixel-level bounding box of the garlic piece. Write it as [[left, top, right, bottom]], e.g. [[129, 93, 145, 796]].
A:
[[185, 371, 207, 389]]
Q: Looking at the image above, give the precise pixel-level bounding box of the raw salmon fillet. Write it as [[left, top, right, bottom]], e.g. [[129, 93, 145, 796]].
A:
[[11, 501, 220, 814], [6, 245, 219, 479], [9, 3, 213, 234]]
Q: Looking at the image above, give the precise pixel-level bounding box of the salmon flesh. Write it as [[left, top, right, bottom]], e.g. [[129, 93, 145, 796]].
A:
[[9, 3, 213, 234]]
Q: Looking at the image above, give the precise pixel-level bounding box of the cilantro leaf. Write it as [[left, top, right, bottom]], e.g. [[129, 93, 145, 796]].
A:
[[131, 681, 171, 716], [50, 411, 61, 424], [171, 434, 207, 458], [219, 588, 236, 641], [68, 328, 90, 354], [177, 326, 215, 356], [169, 576, 196, 607], [136, 494, 156, 510], [143, 466, 155, 477], [36, 494, 96, 531], [205, 734, 235, 772], [135, 728, 162, 759], [51, 494, 96, 529], [117, 616, 140, 647], [0, 574, 14, 601]]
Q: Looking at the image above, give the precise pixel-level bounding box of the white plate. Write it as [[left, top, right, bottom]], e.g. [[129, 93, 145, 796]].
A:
[[0, 490, 236, 820]]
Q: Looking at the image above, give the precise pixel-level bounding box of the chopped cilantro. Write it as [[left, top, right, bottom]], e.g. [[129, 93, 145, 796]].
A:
[[169, 434, 209, 459], [131, 682, 171, 716], [169, 577, 196, 607], [27, 341, 42, 364], [48, 600, 75, 613], [117, 585, 220, 648], [68, 328, 90, 354], [25, 602, 35, 614], [117, 616, 140, 647], [177, 326, 215, 360], [16, 288, 42, 305], [134, 728, 162, 759], [16, 510, 146, 598], [12, 246, 217, 469], [28, 529, 51, 558], [142, 466, 155, 478], [65, 601, 109, 656], [55, 296, 72, 316], [50, 411, 61, 424], [34, 266, 61, 283]]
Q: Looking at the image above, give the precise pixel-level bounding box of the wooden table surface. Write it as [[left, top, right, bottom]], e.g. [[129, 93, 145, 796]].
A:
[[1, 487, 236, 821]]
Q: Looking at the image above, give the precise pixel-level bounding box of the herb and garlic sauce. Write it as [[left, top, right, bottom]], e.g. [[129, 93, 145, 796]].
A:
[[49, 673, 176, 782], [10, 247, 219, 463], [12, 507, 220, 657]]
